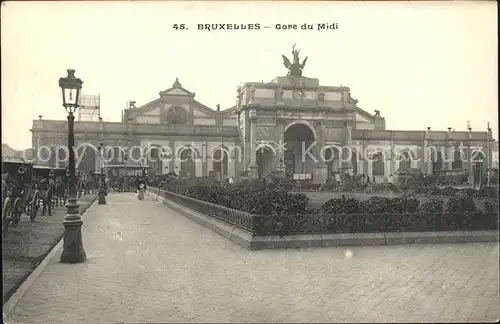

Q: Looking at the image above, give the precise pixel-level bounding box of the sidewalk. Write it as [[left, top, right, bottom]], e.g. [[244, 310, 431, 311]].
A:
[[2, 194, 97, 303], [6, 193, 499, 323]]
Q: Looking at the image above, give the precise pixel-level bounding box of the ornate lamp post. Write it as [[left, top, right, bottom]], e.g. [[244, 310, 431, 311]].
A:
[[486, 123, 491, 187], [59, 69, 86, 263], [123, 155, 128, 192], [217, 104, 224, 182], [141, 157, 146, 178], [98, 143, 107, 205]]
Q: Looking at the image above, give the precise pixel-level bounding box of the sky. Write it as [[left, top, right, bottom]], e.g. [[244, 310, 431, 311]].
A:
[[1, 1, 498, 150]]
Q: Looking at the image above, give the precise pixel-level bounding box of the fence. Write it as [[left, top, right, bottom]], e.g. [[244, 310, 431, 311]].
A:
[[150, 187, 255, 233]]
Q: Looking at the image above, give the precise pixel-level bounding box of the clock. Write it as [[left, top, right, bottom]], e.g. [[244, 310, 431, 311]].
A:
[[292, 89, 305, 99]]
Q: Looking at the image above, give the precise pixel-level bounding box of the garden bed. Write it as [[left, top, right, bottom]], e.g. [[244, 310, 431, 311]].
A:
[[152, 180, 499, 237]]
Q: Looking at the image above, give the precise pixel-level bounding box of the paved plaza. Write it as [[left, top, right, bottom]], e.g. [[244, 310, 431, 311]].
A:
[[6, 193, 499, 323]]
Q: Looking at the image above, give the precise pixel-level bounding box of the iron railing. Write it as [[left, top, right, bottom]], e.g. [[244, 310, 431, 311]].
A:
[[150, 187, 255, 233]]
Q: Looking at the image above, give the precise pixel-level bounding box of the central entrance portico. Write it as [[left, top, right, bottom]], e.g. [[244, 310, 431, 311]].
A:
[[236, 45, 356, 184], [284, 122, 316, 178]]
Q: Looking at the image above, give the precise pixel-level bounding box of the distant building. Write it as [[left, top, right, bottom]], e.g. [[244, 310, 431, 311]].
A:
[[31, 47, 496, 184]]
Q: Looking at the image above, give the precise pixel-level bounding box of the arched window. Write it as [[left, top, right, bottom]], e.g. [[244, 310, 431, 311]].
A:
[[372, 152, 385, 176], [148, 147, 162, 175], [179, 148, 196, 178], [106, 147, 124, 165], [166, 107, 188, 125], [325, 148, 340, 177], [431, 150, 443, 173], [213, 149, 229, 179], [472, 151, 485, 187], [399, 151, 411, 171], [76, 145, 96, 172]]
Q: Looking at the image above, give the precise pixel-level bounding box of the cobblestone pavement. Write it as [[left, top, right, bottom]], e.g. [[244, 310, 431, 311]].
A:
[[7, 193, 499, 323], [2, 194, 97, 303]]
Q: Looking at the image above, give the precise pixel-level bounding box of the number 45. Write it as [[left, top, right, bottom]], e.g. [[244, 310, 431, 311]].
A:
[[173, 24, 186, 30]]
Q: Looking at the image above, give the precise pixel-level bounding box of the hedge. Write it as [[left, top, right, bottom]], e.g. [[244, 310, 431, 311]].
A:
[[152, 180, 499, 236]]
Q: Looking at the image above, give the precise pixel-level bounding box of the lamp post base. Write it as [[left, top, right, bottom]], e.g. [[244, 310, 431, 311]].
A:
[[98, 187, 107, 205], [60, 197, 87, 264]]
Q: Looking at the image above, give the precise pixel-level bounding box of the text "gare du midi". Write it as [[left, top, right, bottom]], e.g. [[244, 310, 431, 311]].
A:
[[275, 23, 339, 31]]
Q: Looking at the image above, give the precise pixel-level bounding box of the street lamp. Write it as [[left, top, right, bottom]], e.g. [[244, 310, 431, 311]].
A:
[[217, 104, 224, 182], [58, 69, 86, 263], [141, 157, 146, 178], [123, 155, 128, 192], [98, 143, 106, 205]]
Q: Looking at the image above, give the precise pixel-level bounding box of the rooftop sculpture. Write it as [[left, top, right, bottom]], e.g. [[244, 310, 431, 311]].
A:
[[282, 44, 308, 77]]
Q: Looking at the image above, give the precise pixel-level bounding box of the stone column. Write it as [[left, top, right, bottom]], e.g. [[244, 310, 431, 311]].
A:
[[390, 141, 396, 174], [445, 128, 454, 170], [202, 141, 208, 177], [167, 139, 175, 174], [486, 128, 492, 170], [362, 156, 369, 175], [313, 120, 328, 184], [341, 122, 353, 171], [445, 144, 453, 170], [274, 118, 285, 176], [248, 113, 258, 178], [34, 135, 42, 165], [419, 139, 427, 174], [423, 128, 432, 174], [467, 130, 473, 185]]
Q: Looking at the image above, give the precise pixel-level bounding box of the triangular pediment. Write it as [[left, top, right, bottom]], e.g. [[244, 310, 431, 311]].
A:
[[135, 98, 161, 114], [356, 114, 371, 123], [143, 107, 161, 115], [164, 88, 190, 96], [355, 107, 376, 123], [193, 107, 211, 117], [159, 77, 194, 97]]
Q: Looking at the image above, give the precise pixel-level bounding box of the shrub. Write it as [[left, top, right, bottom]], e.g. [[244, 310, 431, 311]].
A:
[[158, 182, 498, 236], [483, 200, 499, 215], [321, 196, 361, 215], [390, 196, 420, 213], [441, 186, 460, 197], [361, 196, 391, 213], [185, 184, 309, 216], [429, 186, 442, 196], [477, 186, 498, 199], [420, 198, 444, 215], [461, 188, 477, 198], [274, 191, 309, 216], [445, 196, 476, 214]]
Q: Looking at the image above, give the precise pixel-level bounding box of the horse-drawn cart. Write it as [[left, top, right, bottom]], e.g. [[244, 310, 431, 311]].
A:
[[2, 157, 37, 235]]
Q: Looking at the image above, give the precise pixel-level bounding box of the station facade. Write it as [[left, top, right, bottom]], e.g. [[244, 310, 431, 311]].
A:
[[31, 51, 495, 184]]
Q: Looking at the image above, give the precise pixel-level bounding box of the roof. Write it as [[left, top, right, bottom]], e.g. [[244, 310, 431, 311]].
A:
[[355, 107, 376, 120], [2, 156, 30, 164], [159, 77, 194, 96], [33, 165, 53, 170]]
